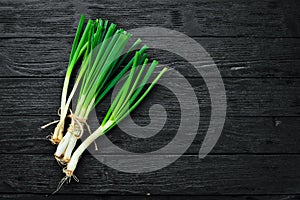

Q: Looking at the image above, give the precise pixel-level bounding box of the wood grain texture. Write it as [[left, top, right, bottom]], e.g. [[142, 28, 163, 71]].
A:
[[0, 116, 299, 154], [0, 0, 300, 198], [0, 154, 299, 195], [0, 0, 299, 37], [0, 37, 299, 77], [1, 194, 300, 200], [0, 78, 298, 116]]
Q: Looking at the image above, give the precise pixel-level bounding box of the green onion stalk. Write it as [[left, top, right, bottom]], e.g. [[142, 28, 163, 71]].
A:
[[41, 15, 91, 144], [54, 19, 149, 164]]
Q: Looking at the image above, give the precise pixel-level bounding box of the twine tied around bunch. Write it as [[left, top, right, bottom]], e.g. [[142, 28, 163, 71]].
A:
[[67, 110, 98, 151], [41, 108, 98, 151]]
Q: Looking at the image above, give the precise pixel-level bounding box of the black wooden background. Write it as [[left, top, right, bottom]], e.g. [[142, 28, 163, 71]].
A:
[[0, 0, 300, 199]]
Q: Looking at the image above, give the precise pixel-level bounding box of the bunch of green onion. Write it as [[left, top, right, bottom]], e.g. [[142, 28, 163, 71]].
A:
[[42, 15, 167, 190]]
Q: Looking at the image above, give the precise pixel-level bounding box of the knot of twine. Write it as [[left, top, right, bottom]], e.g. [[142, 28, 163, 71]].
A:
[[67, 111, 88, 139], [67, 110, 98, 151]]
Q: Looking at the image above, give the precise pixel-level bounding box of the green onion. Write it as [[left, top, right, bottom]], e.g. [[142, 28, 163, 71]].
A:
[[53, 19, 148, 165], [47, 16, 167, 193], [63, 52, 167, 179], [42, 15, 92, 144]]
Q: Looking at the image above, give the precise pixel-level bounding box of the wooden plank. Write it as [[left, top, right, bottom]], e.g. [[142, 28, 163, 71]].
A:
[[0, 154, 299, 194], [1, 37, 300, 77], [1, 116, 299, 154], [0, 0, 299, 37], [0, 78, 299, 116], [1, 194, 299, 200]]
